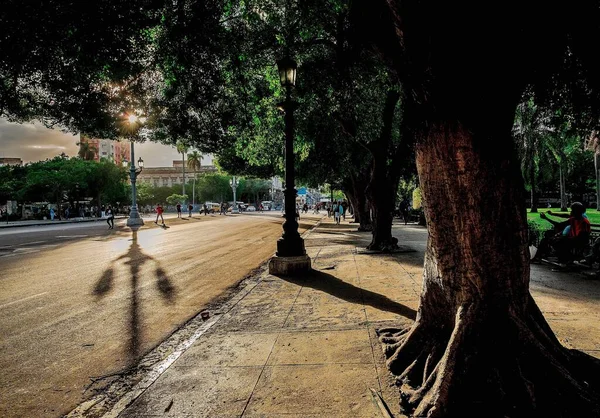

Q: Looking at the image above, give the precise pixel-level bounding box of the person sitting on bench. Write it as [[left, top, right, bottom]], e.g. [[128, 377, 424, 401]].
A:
[[536, 202, 590, 264]]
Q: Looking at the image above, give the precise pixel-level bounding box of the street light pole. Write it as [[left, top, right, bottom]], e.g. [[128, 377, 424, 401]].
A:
[[230, 176, 239, 213], [126, 142, 144, 227], [193, 176, 196, 205], [269, 56, 311, 275]]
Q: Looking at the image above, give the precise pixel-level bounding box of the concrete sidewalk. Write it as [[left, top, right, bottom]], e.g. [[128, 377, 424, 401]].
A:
[[83, 217, 600, 418]]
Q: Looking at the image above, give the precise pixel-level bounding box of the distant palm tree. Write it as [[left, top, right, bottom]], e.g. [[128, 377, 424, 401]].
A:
[[187, 151, 203, 172], [77, 141, 97, 161], [176, 140, 189, 195], [187, 151, 203, 205]]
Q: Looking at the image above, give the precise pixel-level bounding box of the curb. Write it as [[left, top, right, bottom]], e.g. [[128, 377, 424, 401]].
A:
[[0, 217, 128, 229]]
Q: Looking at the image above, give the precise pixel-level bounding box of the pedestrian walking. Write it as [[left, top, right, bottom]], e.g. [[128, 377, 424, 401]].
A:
[[176, 203, 182, 218], [155, 203, 165, 225], [188, 203, 193, 217], [106, 206, 114, 229], [101, 204, 106, 218], [333, 202, 341, 224], [338, 201, 344, 224], [203, 203, 209, 216], [50, 208, 55, 220]]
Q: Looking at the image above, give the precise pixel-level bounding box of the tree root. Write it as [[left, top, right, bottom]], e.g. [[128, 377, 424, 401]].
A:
[[367, 237, 399, 252], [378, 302, 600, 417]]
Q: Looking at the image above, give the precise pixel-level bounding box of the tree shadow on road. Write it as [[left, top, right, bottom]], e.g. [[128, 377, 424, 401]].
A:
[[92, 228, 177, 362], [280, 269, 417, 320]]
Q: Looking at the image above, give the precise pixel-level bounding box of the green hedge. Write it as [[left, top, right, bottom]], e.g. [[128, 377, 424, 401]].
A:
[[528, 219, 548, 246]]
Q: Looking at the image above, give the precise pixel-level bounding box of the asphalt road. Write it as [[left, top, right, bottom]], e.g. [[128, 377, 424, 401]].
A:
[[0, 212, 320, 417]]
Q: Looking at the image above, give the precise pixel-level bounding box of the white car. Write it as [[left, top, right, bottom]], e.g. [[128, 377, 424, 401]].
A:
[[246, 205, 256, 212]]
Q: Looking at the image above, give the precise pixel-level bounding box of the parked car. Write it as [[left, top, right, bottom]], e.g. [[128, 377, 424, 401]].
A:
[[246, 205, 256, 212], [204, 202, 221, 213]]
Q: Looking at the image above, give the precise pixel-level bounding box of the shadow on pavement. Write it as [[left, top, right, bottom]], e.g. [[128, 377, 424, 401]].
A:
[[280, 269, 417, 320], [93, 228, 177, 362]]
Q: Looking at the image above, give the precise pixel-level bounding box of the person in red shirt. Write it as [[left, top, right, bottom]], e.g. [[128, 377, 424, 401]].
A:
[[155, 203, 165, 225], [538, 202, 590, 263]]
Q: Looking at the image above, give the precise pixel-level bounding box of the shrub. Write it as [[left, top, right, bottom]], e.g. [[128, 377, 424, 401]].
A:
[[528, 220, 547, 246]]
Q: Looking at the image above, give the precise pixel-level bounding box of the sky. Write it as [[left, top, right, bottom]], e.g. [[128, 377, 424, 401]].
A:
[[0, 117, 202, 167]]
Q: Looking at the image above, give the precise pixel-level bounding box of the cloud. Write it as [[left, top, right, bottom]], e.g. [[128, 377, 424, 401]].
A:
[[0, 118, 204, 167], [0, 118, 79, 162]]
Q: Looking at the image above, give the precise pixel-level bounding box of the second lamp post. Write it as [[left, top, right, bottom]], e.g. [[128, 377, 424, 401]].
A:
[[268, 56, 311, 275], [230, 176, 239, 213]]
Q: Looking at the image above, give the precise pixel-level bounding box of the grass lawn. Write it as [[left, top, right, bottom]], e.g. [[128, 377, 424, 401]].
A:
[[527, 208, 600, 230]]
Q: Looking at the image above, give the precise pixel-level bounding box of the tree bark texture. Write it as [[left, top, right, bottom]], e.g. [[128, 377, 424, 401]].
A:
[[378, 122, 600, 417], [366, 90, 401, 251]]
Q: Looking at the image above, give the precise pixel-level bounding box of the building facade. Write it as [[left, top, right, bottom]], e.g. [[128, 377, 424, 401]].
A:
[[0, 157, 23, 166], [78, 135, 130, 165], [136, 160, 217, 187]]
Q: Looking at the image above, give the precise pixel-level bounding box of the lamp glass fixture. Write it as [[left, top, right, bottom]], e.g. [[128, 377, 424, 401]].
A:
[[276, 57, 297, 88], [137, 157, 144, 168]]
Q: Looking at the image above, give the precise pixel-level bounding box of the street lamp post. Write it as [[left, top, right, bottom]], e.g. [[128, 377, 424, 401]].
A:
[[121, 113, 146, 227], [268, 55, 311, 275], [192, 176, 196, 205], [123, 147, 145, 227], [229, 176, 239, 213]]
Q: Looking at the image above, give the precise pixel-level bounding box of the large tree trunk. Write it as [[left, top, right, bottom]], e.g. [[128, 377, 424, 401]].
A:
[[352, 0, 600, 414], [378, 121, 600, 417], [346, 169, 373, 231], [366, 90, 401, 251], [366, 169, 399, 250]]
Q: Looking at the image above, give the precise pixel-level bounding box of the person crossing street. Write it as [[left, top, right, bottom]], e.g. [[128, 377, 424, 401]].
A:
[[106, 206, 114, 229], [155, 203, 165, 225]]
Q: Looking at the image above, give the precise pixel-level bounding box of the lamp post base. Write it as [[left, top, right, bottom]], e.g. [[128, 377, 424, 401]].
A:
[[268, 254, 311, 276], [126, 217, 145, 227]]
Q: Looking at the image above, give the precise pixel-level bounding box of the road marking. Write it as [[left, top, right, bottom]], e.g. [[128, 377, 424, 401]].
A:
[[13, 248, 39, 253], [0, 292, 49, 309], [17, 240, 46, 246]]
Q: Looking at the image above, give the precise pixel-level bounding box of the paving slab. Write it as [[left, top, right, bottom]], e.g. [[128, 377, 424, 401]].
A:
[[172, 332, 279, 368], [266, 329, 373, 366], [244, 364, 381, 417], [120, 366, 263, 418]]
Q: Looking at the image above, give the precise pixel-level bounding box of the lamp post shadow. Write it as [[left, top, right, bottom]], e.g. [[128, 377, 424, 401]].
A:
[[93, 228, 177, 363]]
